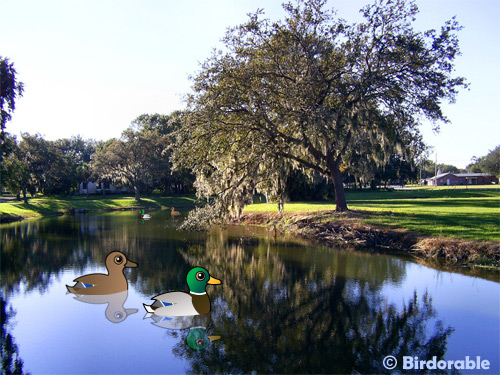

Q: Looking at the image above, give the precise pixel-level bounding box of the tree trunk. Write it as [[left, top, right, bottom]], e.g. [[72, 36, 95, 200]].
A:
[[22, 186, 28, 204], [328, 160, 348, 211], [134, 183, 141, 201]]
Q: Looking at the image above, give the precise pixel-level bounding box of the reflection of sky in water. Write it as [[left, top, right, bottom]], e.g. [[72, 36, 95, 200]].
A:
[[2, 211, 499, 374], [9, 272, 187, 374], [381, 263, 500, 374]]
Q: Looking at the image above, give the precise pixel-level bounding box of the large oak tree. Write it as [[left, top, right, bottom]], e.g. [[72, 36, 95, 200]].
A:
[[175, 0, 466, 219]]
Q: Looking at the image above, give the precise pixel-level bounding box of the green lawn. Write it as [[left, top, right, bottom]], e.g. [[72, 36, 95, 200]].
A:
[[245, 187, 500, 242], [2, 188, 499, 242], [0, 194, 199, 219]]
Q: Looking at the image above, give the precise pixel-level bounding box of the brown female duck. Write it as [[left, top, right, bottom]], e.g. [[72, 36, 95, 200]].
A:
[[66, 251, 137, 295]]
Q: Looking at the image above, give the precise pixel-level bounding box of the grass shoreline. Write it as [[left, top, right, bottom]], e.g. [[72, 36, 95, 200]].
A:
[[233, 210, 499, 271], [1, 188, 499, 270], [242, 187, 499, 270], [247, 187, 500, 242], [0, 194, 200, 223]]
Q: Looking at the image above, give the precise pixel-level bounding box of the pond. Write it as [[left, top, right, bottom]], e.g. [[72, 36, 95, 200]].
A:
[[1, 210, 499, 374]]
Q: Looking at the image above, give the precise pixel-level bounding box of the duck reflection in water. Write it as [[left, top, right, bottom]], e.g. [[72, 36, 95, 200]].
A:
[[66, 251, 138, 295], [145, 313, 221, 350], [69, 290, 138, 323]]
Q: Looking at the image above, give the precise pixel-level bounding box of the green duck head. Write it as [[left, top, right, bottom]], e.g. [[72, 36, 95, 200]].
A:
[[186, 327, 221, 350], [186, 267, 221, 294]]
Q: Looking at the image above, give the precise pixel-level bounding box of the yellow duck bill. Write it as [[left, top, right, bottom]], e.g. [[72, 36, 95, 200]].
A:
[[207, 276, 221, 285]]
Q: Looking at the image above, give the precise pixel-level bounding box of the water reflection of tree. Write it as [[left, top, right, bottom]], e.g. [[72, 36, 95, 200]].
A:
[[174, 232, 453, 374], [0, 213, 202, 294], [1, 217, 80, 294], [1, 215, 455, 373], [1, 295, 30, 375]]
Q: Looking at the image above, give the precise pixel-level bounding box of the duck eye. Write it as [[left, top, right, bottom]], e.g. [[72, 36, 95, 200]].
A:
[[195, 338, 206, 347], [196, 272, 206, 281], [114, 312, 123, 320], [114, 256, 124, 264]]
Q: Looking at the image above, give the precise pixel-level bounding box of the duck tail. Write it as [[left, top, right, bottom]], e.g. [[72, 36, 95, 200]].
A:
[[66, 285, 77, 294], [143, 303, 155, 314]]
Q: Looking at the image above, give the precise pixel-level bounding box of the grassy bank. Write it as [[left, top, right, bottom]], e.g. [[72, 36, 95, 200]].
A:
[[246, 187, 500, 242], [0, 194, 199, 222], [242, 187, 499, 269]]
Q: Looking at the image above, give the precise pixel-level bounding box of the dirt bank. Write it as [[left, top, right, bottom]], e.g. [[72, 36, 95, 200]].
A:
[[232, 211, 500, 270], [0, 213, 25, 223]]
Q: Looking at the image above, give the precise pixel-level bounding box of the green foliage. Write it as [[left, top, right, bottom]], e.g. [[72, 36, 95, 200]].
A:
[[417, 159, 463, 179], [2, 112, 192, 200], [91, 113, 192, 201], [0, 57, 24, 132], [132, 112, 194, 195], [373, 154, 419, 186], [175, 0, 467, 225], [91, 135, 154, 201], [467, 145, 500, 176], [2, 134, 96, 199]]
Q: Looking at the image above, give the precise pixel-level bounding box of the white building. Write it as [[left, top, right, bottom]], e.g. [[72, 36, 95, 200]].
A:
[[79, 181, 129, 195]]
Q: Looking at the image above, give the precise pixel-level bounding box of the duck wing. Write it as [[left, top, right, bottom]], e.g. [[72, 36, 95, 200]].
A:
[[73, 273, 108, 286], [67, 273, 125, 295], [147, 292, 199, 316]]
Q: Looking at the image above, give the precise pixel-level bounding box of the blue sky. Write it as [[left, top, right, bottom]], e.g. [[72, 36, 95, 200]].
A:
[[1, 0, 499, 168]]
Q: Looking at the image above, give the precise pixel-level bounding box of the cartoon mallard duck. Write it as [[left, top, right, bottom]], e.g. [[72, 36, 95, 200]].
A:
[[66, 251, 138, 295], [143, 267, 221, 316]]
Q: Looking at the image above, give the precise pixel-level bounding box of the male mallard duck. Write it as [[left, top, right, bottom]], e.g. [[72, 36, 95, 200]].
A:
[[66, 251, 138, 295], [143, 267, 221, 316], [141, 209, 151, 219]]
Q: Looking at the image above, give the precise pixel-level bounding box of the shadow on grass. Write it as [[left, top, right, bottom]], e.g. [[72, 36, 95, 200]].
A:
[[12, 202, 58, 216], [5, 194, 200, 217], [346, 188, 499, 202], [364, 210, 499, 241], [349, 198, 499, 209]]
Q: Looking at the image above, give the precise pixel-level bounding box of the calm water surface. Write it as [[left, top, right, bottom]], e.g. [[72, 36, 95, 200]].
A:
[[1, 210, 499, 374]]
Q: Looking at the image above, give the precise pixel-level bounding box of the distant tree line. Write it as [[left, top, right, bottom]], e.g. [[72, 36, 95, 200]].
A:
[[0, 112, 194, 202], [466, 146, 500, 177], [285, 146, 500, 201]]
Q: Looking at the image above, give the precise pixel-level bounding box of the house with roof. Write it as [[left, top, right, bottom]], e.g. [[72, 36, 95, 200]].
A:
[[426, 172, 498, 186], [78, 181, 129, 195]]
